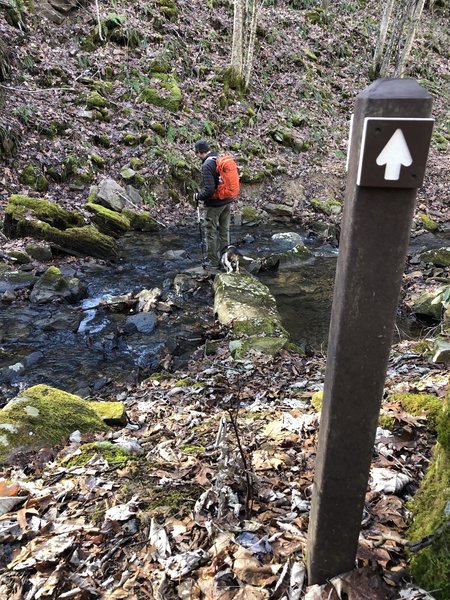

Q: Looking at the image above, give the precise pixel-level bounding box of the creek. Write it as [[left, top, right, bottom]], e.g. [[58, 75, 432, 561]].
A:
[[1, 223, 447, 403]]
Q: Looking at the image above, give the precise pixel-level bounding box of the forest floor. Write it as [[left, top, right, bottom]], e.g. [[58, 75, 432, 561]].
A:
[[1, 0, 450, 598]]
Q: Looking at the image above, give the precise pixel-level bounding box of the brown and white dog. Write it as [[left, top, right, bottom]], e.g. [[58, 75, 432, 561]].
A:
[[220, 244, 241, 273]]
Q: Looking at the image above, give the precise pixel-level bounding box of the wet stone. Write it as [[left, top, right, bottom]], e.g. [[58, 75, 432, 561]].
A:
[[124, 312, 157, 334]]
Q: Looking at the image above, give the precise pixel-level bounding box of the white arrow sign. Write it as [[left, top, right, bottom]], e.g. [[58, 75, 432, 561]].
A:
[[376, 128, 412, 180]]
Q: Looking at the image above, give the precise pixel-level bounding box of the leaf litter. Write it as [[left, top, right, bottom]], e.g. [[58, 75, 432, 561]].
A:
[[0, 337, 446, 599]]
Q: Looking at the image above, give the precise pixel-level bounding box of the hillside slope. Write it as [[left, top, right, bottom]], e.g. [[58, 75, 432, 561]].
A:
[[1, 0, 449, 227]]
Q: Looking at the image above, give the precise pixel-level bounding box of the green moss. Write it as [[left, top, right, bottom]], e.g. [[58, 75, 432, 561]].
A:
[[120, 167, 135, 181], [174, 377, 194, 387], [378, 415, 396, 430], [241, 206, 263, 222], [145, 486, 200, 514], [4, 201, 117, 259], [65, 441, 129, 468], [122, 133, 140, 146], [311, 390, 323, 412], [91, 80, 113, 96], [122, 209, 158, 232], [150, 122, 166, 136], [419, 248, 450, 267], [87, 401, 127, 426], [87, 91, 108, 109], [19, 166, 49, 192], [269, 128, 307, 151], [436, 398, 450, 453], [0, 385, 108, 463], [4, 195, 84, 233], [407, 443, 450, 598], [90, 153, 106, 168], [418, 213, 439, 232], [20, 165, 38, 186], [139, 74, 182, 112], [232, 317, 286, 337], [231, 336, 289, 359], [390, 393, 443, 429], [180, 444, 205, 454], [129, 157, 143, 170], [86, 202, 131, 238], [310, 198, 342, 216]]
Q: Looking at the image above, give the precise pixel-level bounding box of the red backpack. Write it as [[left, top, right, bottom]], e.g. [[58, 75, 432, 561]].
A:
[[212, 154, 240, 200]]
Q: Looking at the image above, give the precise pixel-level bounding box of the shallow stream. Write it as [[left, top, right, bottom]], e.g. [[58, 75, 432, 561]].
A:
[[1, 223, 447, 402]]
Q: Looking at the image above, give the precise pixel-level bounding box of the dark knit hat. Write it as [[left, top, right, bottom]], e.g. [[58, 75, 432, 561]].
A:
[[195, 139, 210, 153]]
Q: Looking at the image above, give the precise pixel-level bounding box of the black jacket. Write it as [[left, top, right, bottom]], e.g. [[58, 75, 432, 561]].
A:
[[198, 152, 234, 207]]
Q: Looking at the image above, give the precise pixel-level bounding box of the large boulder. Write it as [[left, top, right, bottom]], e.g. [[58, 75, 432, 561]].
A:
[[3, 195, 117, 259], [29, 266, 88, 304], [213, 272, 290, 357], [96, 178, 129, 212], [0, 385, 109, 464]]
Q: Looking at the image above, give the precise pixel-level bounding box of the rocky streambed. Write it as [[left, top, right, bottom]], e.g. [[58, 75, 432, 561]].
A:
[[1, 220, 449, 404]]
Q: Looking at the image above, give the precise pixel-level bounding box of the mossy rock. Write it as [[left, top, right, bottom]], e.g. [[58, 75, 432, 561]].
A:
[[86, 91, 108, 109], [417, 213, 439, 232], [86, 202, 131, 238], [412, 290, 444, 321], [389, 392, 444, 429], [87, 402, 127, 425], [29, 266, 88, 304], [25, 243, 53, 262], [419, 247, 450, 267], [6, 250, 30, 264], [269, 128, 308, 152], [310, 198, 342, 216], [122, 209, 158, 232], [214, 272, 289, 356], [149, 122, 166, 136], [4, 195, 85, 235], [139, 74, 182, 112], [129, 158, 143, 170], [0, 385, 109, 464], [4, 196, 117, 259], [19, 165, 49, 192], [241, 205, 264, 223], [407, 440, 450, 598], [231, 335, 289, 359], [65, 441, 130, 468], [90, 153, 106, 168], [122, 133, 140, 146]]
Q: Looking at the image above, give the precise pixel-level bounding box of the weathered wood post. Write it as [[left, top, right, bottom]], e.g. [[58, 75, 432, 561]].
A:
[[306, 78, 434, 584]]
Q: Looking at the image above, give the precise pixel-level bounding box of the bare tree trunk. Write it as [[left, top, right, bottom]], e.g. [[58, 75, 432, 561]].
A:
[[231, 0, 244, 76], [395, 0, 426, 76], [373, 0, 396, 77], [244, 0, 259, 87]]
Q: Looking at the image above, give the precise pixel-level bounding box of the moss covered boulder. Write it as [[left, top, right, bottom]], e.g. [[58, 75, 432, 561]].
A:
[[407, 397, 450, 598], [3, 195, 117, 259], [139, 74, 182, 112], [213, 272, 289, 356], [418, 247, 450, 267], [122, 209, 158, 232], [86, 202, 131, 238], [4, 195, 84, 235], [29, 266, 88, 304], [0, 385, 109, 464]]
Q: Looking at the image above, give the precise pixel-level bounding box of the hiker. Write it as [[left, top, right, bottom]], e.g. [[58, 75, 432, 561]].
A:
[[193, 139, 236, 269]]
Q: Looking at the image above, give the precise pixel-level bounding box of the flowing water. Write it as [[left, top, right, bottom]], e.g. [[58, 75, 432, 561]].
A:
[[1, 223, 447, 402]]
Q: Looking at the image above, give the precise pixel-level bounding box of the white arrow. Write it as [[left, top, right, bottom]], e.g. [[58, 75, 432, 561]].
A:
[[376, 128, 412, 180]]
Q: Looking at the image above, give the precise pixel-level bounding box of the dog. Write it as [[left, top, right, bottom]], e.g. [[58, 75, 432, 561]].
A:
[[220, 244, 241, 273]]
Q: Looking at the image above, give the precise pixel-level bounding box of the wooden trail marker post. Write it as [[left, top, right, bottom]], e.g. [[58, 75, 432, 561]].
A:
[[306, 79, 434, 584]]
